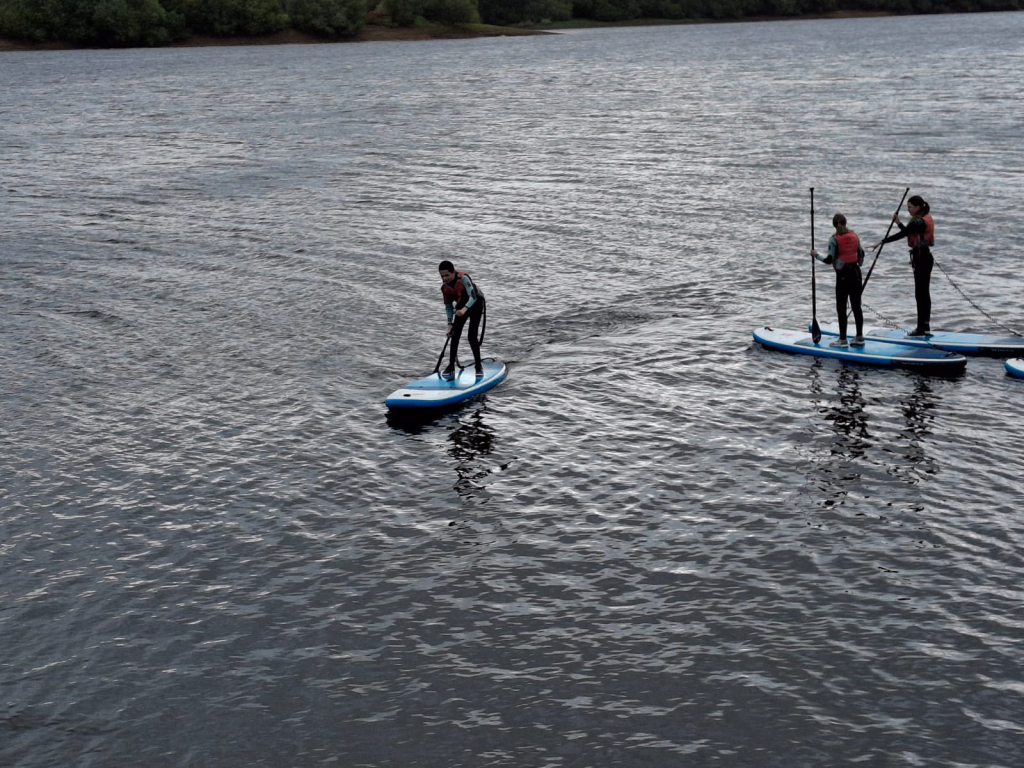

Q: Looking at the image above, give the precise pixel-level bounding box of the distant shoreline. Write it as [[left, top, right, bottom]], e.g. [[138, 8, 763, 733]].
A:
[[0, 12, 896, 53], [0, 24, 543, 53]]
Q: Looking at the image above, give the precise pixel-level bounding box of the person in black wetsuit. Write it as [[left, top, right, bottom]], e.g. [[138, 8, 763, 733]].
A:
[[439, 260, 486, 378], [870, 195, 935, 336], [811, 213, 866, 348]]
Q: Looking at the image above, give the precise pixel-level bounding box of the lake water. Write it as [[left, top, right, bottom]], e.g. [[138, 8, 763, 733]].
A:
[[2, 12, 1024, 768]]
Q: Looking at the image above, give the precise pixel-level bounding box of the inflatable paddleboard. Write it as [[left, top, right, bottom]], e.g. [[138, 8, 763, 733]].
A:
[[754, 327, 967, 373], [816, 322, 1024, 356], [385, 359, 507, 410], [1006, 359, 1024, 378]]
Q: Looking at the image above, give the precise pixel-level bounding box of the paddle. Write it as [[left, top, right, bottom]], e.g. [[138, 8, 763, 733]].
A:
[[861, 187, 910, 295], [810, 187, 821, 343], [432, 337, 450, 375]]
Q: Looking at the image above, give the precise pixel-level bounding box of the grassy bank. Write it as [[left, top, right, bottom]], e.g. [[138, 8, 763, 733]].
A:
[[528, 10, 892, 30]]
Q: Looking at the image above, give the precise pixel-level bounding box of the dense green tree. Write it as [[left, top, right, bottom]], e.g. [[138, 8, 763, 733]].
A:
[[478, 0, 570, 23], [3, 0, 97, 40], [799, 0, 837, 13], [573, 0, 639, 21], [183, 0, 287, 35], [287, 0, 365, 33], [90, 0, 176, 43], [0, 0, 38, 39], [381, 0, 418, 21], [760, 0, 798, 14], [676, 0, 707, 16], [0, 0, 183, 42], [524, 0, 572, 20], [638, 0, 686, 18], [420, 0, 478, 23]]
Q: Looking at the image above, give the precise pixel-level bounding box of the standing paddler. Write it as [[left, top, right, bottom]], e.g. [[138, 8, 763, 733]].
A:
[[439, 260, 486, 378], [870, 195, 935, 336]]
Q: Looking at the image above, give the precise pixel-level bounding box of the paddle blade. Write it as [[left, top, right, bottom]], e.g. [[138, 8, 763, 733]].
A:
[[811, 318, 822, 344]]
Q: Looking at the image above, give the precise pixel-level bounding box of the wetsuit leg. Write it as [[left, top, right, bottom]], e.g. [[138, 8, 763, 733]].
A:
[[913, 250, 933, 331], [848, 266, 864, 337], [835, 273, 850, 339], [465, 299, 484, 365], [449, 315, 466, 368], [449, 299, 484, 368]]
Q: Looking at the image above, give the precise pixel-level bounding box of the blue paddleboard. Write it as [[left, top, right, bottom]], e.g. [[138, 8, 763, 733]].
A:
[[816, 322, 1024, 356], [385, 359, 508, 410], [754, 327, 967, 373], [1006, 359, 1024, 378]]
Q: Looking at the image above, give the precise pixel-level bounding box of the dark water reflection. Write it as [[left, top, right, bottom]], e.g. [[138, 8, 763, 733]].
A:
[[3, 12, 1024, 768], [902, 378, 937, 442], [814, 363, 871, 459], [447, 408, 499, 499]]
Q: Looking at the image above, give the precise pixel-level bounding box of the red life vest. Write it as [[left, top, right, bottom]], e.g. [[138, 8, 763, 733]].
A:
[[441, 271, 483, 308], [907, 214, 934, 250], [834, 231, 861, 265]]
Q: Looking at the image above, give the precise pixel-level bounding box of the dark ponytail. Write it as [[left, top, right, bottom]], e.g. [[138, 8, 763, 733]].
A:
[[908, 195, 930, 216], [832, 213, 849, 235]]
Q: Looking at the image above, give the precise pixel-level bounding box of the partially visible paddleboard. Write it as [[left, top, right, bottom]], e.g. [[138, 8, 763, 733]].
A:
[[816, 322, 1024, 356], [753, 327, 967, 373], [385, 360, 507, 410], [1006, 359, 1024, 378]]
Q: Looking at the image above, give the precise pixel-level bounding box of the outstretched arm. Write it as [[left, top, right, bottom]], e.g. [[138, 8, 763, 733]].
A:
[[872, 217, 926, 250]]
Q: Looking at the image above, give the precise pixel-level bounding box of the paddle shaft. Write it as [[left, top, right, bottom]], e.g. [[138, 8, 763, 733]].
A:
[[433, 337, 450, 373], [861, 187, 910, 294], [810, 188, 821, 342]]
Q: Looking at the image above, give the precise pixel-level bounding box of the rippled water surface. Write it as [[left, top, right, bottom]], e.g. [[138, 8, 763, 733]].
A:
[[3, 13, 1024, 768]]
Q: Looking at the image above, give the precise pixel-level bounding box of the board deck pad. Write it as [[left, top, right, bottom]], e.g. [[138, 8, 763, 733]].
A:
[[754, 327, 967, 373], [816, 322, 1024, 356], [385, 359, 507, 409]]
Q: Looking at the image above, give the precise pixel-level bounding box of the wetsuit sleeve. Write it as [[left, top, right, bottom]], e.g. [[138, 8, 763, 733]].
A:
[[813, 237, 835, 263], [858, 243, 866, 266], [460, 275, 478, 310], [880, 217, 926, 246], [444, 295, 455, 324], [813, 236, 836, 264]]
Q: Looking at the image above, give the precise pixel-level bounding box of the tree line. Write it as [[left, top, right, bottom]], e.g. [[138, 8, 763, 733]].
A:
[[1, 0, 1020, 47]]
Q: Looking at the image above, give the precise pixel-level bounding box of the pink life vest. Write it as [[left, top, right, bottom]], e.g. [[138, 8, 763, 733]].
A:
[[834, 231, 861, 264], [441, 271, 483, 308], [907, 214, 934, 250]]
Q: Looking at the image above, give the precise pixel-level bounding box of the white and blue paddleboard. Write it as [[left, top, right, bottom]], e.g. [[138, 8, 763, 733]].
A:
[[1006, 359, 1024, 378], [816, 322, 1024, 356], [385, 360, 508, 410], [754, 327, 967, 373]]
